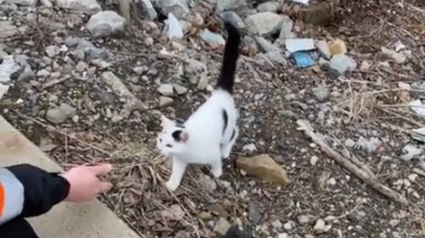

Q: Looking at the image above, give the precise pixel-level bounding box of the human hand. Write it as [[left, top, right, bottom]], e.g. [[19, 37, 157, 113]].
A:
[[60, 164, 113, 203]]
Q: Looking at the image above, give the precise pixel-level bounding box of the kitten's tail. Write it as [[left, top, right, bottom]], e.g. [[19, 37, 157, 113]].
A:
[[215, 21, 241, 94]]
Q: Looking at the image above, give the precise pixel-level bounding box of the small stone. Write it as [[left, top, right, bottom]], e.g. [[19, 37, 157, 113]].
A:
[[237, 154, 290, 185], [245, 12, 284, 36], [161, 204, 185, 220], [18, 65, 35, 81], [220, 12, 246, 30], [214, 218, 231, 236], [139, 0, 157, 20], [76, 39, 109, 60], [158, 0, 190, 19], [242, 143, 257, 152], [255, 36, 280, 53], [360, 61, 371, 71], [72, 49, 85, 60], [257, 1, 279, 12], [199, 212, 212, 220], [56, 0, 101, 15], [133, 66, 145, 75], [248, 202, 261, 223], [271, 220, 283, 229], [312, 85, 330, 101], [45, 45, 60, 58], [197, 74, 209, 90], [185, 59, 207, 75], [314, 219, 326, 233], [166, 13, 183, 40], [91, 59, 111, 69], [329, 54, 357, 75], [328, 39, 347, 55], [51, 71, 61, 78], [200, 29, 225, 46], [297, 214, 312, 225], [46, 108, 67, 124], [285, 38, 315, 53], [87, 11, 126, 38], [144, 37, 154, 46], [265, 51, 286, 64], [328, 178, 336, 185], [216, 0, 248, 16], [344, 138, 356, 147], [310, 155, 319, 166], [316, 40, 331, 60], [76, 61, 89, 72], [59, 103, 77, 118], [277, 15, 294, 40], [158, 84, 174, 96], [389, 219, 400, 228], [277, 234, 289, 238], [65, 36, 80, 47], [173, 84, 188, 95], [408, 174, 418, 182], [36, 69, 50, 77], [283, 221, 293, 230]]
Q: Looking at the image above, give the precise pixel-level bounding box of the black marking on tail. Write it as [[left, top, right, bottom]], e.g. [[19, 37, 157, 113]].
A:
[[215, 21, 241, 94], [222, 109, 228, 135], [229, 128, 236, 142]]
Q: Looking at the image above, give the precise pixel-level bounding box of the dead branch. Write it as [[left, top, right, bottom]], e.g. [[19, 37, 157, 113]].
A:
[[296, 120, 410, 206]]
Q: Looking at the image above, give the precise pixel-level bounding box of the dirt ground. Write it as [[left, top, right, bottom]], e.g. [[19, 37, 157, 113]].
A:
[[1, 0, 425, 237]]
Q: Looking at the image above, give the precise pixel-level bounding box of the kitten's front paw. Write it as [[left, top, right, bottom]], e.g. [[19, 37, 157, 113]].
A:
[[211, 167, 223, 178], [165, 181, 179, 191]]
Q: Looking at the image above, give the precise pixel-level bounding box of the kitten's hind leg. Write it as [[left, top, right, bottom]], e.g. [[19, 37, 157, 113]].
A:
[[222, 127, 238, 159], [166, 157, 187, 191]]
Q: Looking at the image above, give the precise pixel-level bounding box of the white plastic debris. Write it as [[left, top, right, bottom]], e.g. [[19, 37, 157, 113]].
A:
[[285, 38, 315, 53], [400, 144, 422, 161], [0, 55, 20, 83], [411, 127, 425, 142], [409, 99, 425, 117], [165, 13, 183, 40]]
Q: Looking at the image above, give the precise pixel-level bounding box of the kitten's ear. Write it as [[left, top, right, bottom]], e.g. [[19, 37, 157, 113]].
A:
[[172, 130, 189, 143]]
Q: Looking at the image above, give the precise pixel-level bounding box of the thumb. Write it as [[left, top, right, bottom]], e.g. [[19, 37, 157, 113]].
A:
[[98, 182, 113, 193], [86, 164, 113, 176]]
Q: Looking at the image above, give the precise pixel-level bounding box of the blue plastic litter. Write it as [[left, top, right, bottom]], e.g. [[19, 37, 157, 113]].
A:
[[292, 51, 315, 68]]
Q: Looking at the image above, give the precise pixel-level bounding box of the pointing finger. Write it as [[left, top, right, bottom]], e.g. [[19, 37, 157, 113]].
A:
[[86, 164, 113, 176]]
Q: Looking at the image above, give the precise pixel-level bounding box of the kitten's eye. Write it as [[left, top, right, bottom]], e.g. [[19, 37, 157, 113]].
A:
[[166, 144, 172, 148]]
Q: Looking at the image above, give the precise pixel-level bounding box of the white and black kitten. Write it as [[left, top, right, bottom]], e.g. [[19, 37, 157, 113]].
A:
[[156, 21, 241, 191]]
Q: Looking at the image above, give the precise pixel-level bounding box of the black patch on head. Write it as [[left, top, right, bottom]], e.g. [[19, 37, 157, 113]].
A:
[[222, 109, 228, 135], [172, 130, 183, 141], [229, 128, 236, 142]]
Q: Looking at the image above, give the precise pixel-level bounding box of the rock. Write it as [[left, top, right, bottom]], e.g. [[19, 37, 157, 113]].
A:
[[278, 234, 290, 238], [139, 0, 157, 20], [220, 11, 246, 30], [56, 0, 101, 15], [248, 202, 261, 223], [133, 66, 146, 75], [7, 0, 37, 6], [299, 2, 335, 26], [312, 85, 329, 101], [400, 144, 422, 161], [245, 12, 284, 36], [272, 220, 283, 229], [36, 69, 50, 77], [313, 219, 326, 233], [381, 47, 406, 64], [40, 0, 52, 7], [283, 221, 293, 230], [257, 1, 279, 12], [87, 11, 126, 38], [198, 173, 217, 192], [216, 0, 248, 16], [158, 84, 174, 96], [278, 15, 295, 40], [45, 45, 60, 58], [199, 212, 212, 220], [76, 61, 88, 72], [297, 214, 313, 225], [200, 29, 225, 46], [45, 104, 76, 124], [344, 138, 356, 148], [315, 40, 331, 60], [329, 39, 347, 55], [18, 65, 35, 81], [166, 13, 183, 40], [265, 51, 286, 64], [236, 154, 290, 185], [185, 59, 207, 75], [173, 84, 188, 95], [310, 155, 319, 166], [214, 218, 231, 236], [329, 54, 357, 75], [65, 36, 80, 47], [285, 38, 315, 53], [159, 96, 173, 107], [72, 49, 85, 60], [360, 61, 371, 71], [242, 143, 257, 152], [255, 37, 280, 53], [76, 39, 109, 60], [161, 204, 185, 220], [197, 74, 209, 90], [207, 203, 229, 217], [0, 55, 19, 83], [0, 21, 20, 40], [91, 59, 111, 69], [157, 0, 190, 20]]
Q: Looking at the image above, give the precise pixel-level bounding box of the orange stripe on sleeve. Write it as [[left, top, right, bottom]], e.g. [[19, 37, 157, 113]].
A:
[[0, 183, 5, 218]]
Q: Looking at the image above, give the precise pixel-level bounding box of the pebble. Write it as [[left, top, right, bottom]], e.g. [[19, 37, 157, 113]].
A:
[[360, 60, 371, 70], [199, 211, 212, 220], [45, 45, 60, 58], [76, 61, 88, 72], [216, 0, 248, 16], [242, 143, 257, 152], [158, 0, 190, 19], [72, 49, 85, 60], [133, 66, 146, 75], [214, 218, 231, 236], [185, 59, 207, 75], [283, 221, 293, 230], [408, 174, 418, 182], [312, 85, 330, 101], [220, 11, 246, 30], [87, 11, 126, 38], [329, 39, 347, 55], [272, 220, 283, 229], [166, 13, 183, 40], [316, 40, 331, 60], [76, 39, 109, 60], [329, 54, 357, 75], [297, 214, 312, 225], [310, 155, 319, 166], [265, 51, 286, 64], [91, 59, 111, 69], [158, 84, 174, 96], [313, 219, 326, 233], [65, 36, 80, 47], [56, 0, 101, 15], [278, 15, 295, 40], [256, 36, 280, 53], [245, 12, 284, 35], [173, 84, 188, 95], [344, 138, 356, 147], [18, 65, 35, 81], [277, 234, 290, 238], [381, 46, 406, 64], [200, 29, 225, 46], [248, 201, 261, 223], [257, 1, 279, 12], [36, 69, 50, 77]]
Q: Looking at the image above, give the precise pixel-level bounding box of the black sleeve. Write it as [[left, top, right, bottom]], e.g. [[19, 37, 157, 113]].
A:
[[6, 164, 70, 218]]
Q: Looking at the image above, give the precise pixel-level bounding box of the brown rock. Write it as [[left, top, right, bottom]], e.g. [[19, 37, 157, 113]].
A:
[[236, 154, 290, 185]]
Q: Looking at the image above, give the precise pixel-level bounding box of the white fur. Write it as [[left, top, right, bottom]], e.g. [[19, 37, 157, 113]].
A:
[[157, 89, 238, 191]]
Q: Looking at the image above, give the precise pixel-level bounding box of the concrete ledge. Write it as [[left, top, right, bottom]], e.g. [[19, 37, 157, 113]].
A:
[[0, 115, 140, 238]]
